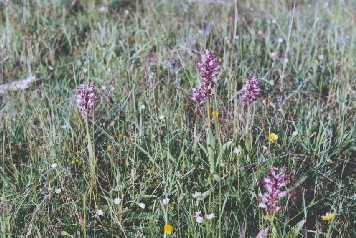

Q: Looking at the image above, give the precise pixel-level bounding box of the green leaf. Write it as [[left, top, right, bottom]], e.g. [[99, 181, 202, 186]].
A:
[[286, 220, 305, 238], [61, 231, 70, 236]]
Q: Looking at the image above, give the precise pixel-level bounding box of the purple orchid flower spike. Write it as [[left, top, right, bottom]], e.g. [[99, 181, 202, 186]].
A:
[[239, 75, 262, 105], [190, 50, 221, 104], [258, 168, 288, 212], [76, 82, 97, 118]]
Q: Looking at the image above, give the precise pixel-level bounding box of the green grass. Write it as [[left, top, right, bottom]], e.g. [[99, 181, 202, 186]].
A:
[[1, 0, 355, 237]]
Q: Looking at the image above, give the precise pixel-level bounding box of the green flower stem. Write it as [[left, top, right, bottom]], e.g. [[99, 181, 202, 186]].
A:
[[85, 116, 97, 203]]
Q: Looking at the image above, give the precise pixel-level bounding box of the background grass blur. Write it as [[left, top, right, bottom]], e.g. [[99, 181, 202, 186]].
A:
[[0, 0, 355, 237]]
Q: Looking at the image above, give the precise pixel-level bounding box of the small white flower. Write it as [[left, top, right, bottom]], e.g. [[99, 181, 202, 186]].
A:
[[233, 147, 240, 155], [284, 58, 289, 64], [161, 198, 170, 205], [159, 115, 165, 120], [278, 38, 284, 43], [318, 55, 324, 61], [194, 211, 204, 223], [140, 104, 145, 110], [124, 10, 129, 16], [270, 52, 277, 59], [196, 216, 204, 223], [97, 209, 104, 216], [60, 120, 70, 129], [220, 161, 226, 168], [99, 7, 108, 14], [101, 85, 107, 90], [292, 131, 298, 137], [192, 191, 201, 198], [51, 163, 57, 169], [55, 188, 61, 194], [138, 203, 145, 209], [114, 197, 121, 205], [272, 19, 277, 24], [48, 65, 54, 71], [206, 213, 215, 220]]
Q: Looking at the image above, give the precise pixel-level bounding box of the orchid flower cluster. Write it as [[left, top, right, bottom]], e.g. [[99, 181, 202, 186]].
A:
[[190, 50, 220, 104], [238, 75, 262, 105], [76, 82, 97, 118], [258, 168, 288, 212]]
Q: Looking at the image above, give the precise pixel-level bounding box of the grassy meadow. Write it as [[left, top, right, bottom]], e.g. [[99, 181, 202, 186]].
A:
[[0, 0, 355, 237]]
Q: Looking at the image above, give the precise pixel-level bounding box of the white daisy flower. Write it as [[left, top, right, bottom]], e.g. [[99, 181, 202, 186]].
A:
[[206, 213, 215, 220], [138, 203, 145, 209], [51, 163, 57, 169], [97, 209, 104, 216]]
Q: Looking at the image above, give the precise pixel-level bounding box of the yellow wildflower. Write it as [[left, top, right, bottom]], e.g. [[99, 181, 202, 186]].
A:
[[321, 212, 335, 221], [164, 224, 173, 234], [107, 144, 112, 151], [212, 111, 219, 118], [268, 133, 278, 142]]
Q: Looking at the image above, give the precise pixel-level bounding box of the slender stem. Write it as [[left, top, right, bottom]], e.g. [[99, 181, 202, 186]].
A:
[[83, 193, 87, 238], [206, 97, 211, 130], [218, 165, 222, 238], [326, 217, 335, 237], [245, 106, 250, 136], [85, 116, 96, 204]]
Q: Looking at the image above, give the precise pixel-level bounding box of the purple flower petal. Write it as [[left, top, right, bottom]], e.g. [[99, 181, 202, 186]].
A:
[[258, 203, 267, 208]]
